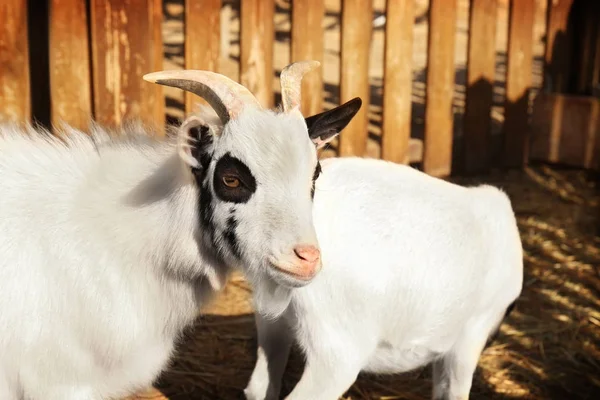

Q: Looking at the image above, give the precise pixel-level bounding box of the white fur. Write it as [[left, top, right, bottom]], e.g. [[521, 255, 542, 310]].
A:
[[245, 157, 524, 400], [0, 102, 321, 399]]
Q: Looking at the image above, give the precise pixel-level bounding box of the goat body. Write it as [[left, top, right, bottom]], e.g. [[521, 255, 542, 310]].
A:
[[245, 157, 524, 400], [0, 124, 221, 399]]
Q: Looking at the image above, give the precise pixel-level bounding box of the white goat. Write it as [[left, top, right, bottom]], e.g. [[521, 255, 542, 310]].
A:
[[0, 61, 354, 400], [243, 109, 524, 400]]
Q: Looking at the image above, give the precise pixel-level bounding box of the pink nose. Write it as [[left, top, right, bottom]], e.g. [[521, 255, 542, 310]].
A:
[[293, 245, 321, 276]]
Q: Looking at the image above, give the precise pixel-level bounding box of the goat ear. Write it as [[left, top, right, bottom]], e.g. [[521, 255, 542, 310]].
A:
[[304, 97, 362, 149], [177, 116, 214, 169]]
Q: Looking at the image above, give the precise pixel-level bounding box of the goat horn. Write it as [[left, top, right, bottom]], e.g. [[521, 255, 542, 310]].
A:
[[143, 70, 261, 124], [280, 60, 321, 113]]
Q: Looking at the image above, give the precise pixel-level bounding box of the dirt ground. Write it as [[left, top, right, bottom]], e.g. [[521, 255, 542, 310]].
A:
[[129, 1, 600, 399]]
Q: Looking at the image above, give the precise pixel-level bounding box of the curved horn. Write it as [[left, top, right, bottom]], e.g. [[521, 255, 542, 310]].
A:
[[143, 70, 261, 124], [280, 60, 320, 113]]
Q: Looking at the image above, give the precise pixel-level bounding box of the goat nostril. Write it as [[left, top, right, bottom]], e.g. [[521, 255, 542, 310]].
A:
[[293, 245, 320, 263]]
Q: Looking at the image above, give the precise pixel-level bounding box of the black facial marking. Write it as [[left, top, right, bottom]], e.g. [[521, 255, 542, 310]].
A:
[[188, 124, 214, 185], [223, 214, 242, 259], [189, 125, 212, 161], [213, 153, 257, 203], [311, 161, 322, 199], [199, 183, 214, 231]]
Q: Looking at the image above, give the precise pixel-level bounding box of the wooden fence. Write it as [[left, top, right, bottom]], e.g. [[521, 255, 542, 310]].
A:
[[0, 0, 598, 177]]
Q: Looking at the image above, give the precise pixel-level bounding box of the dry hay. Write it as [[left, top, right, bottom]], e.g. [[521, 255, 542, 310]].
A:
[[129, 163, 599, 400]]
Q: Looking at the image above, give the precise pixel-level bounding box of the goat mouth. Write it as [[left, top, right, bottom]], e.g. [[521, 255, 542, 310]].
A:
[[267, 261, 316, 284]]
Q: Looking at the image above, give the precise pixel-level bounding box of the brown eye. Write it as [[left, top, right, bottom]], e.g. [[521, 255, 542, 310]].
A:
[[222, 175, 240, 188]]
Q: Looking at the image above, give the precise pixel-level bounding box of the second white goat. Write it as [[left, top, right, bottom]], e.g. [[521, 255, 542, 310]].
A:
[[243, 119, 524, 400]]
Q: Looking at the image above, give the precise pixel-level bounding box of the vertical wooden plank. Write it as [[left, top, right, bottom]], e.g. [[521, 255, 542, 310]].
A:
[[0, 0, 30, 123], [381, 0, 414, 164], [503, 0, 535, 168], [185, 0, 221, 113], [423, 0, 458, 177], [593, 24, 600, 93], [90, 0, 163, 128], [240, 0, 274, 108], [339, 0, 372, 157], [543, 0, 574, 93], [463, 0, 497, 174], [291, 0, 324, 116], [575, 3, 596, 94], [151, 0, 164, 129], [49, 0, 92, 131]]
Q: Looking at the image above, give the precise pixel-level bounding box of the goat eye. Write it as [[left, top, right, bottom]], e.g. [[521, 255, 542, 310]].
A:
[[222, 176, 240, 188]]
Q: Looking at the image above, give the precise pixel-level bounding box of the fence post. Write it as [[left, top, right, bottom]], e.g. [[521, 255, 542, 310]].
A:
[[240, 0, 274, 108], [381, 0, 414, 165], [185, 0, 221, 114], [0, 0, 30, 124], [291, 0, 325, 116], [339, 0, 372, 157], [503, 0, 535, 168], [49, 0, 92, 132], [90, 0, 164, 129], [463, 0, 497, 174], [543, 0, 574, 93], [423, 0, 458, 177]]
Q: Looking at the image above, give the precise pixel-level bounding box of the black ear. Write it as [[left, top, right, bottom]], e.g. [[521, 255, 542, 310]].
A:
[[304, 97, 362, 149]]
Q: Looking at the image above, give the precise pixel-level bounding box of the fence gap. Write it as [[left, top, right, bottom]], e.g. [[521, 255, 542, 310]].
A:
[[339, 0, 372, 157], [184, 0, 221, 114], [90, 0, 164, 129], [463, 0, 497, 174], [381, 0, 414, 164], [423, 0, 458, 177], [49, 0, 92, 132], [291, 0, 325, 116], [503, 0, 535, 168], [240, 0, 275, 108]]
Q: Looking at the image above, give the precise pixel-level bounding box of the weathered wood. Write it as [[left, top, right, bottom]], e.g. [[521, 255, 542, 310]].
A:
[[381, 0, 414, 164], [530, 93, 599, 171], [463, 0, 497, 174], [49, 0, 92, 131], [593, 22, 600, 92], [575, 3, 597, 94], [291, 0, 324, 116], [240, 0, 274, 108], [503, 0, 535, 168], [0, 0, 30, 123], [543, 0, 574, 93], [423, 0, 458, 177], [151, 0, 164, 129], [185, 0, 220, 113], [339, 0, 372, 157], [90, 0, 164, 129]]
